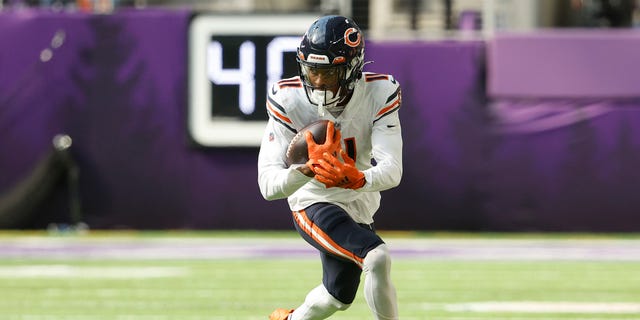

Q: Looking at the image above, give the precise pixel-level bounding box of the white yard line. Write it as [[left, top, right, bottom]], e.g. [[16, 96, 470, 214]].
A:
[[0, 265, 188, 278], [424, 301, 640, 314]]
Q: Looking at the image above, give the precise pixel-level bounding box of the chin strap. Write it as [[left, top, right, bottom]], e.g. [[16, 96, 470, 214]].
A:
[[312, 87, 346, 116], [317, 101, 325, 117]]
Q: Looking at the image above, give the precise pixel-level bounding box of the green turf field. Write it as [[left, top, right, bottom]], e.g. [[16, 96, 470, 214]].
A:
[[0, 231, 639, 319]]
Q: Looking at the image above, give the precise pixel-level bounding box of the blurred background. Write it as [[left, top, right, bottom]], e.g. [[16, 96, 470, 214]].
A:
[[3, 0, 639, 31], [1, 0, 640, 232]]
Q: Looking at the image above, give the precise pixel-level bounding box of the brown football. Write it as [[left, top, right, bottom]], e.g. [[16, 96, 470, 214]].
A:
[[285, 119, 331, 166]]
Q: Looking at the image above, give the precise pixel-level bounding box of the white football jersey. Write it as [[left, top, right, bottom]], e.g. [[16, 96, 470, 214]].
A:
[[257, 72, 403, 224]]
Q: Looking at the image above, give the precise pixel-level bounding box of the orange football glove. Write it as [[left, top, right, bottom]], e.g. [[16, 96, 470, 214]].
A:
[[313, 150, 365, 189], [305, 121, 341, 171]]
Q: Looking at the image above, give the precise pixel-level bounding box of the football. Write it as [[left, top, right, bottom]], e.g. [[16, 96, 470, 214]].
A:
[[285, 119, 331, 166]]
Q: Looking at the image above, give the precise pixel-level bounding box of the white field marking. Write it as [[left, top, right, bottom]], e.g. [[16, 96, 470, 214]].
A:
[[1, 235, 640, 261], [0, 265, 188, 279], [423, 301, 640, 314]]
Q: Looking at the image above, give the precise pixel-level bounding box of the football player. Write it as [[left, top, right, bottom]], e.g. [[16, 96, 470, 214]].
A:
[[257, 15, 402, 320]]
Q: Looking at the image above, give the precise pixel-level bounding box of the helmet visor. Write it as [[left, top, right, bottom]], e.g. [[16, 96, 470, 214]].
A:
[[299, 64, 346, 91]]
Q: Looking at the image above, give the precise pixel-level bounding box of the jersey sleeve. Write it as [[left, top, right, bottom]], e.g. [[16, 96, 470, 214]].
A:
[[257, 84, 312, 201], [360, 75, 403, 192]]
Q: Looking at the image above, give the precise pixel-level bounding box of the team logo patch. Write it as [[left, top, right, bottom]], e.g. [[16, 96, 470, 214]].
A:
[[344, 28, 361, 47]]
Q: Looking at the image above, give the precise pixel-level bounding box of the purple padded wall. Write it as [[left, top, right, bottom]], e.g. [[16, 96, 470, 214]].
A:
[[488, 30, 640, 98]]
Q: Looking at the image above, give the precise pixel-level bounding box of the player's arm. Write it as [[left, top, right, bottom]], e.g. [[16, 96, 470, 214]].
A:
[[359, 82, 403, 192], [258, 118, 314, 201], [360, 109, 403, 192]]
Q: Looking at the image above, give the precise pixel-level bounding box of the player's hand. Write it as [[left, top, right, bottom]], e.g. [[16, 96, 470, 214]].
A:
[[313, 150, 365, 189], [305, 121, 341, 171]]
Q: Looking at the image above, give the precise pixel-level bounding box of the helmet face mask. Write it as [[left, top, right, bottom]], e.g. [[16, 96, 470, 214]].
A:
[[299, 64, 347, 106], [296, 16, 365, 110]]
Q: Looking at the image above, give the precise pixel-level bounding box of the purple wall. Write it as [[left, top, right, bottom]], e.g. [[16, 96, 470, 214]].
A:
[[1, 10, 640, 231], [489, 30, 640, 98]]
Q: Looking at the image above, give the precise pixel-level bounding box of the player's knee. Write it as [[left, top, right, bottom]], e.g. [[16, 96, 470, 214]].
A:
[[363, 244, 391, 274], [335, 301, 351, 311], [320, 290, 351, 311], [307, 285, 351, 312]]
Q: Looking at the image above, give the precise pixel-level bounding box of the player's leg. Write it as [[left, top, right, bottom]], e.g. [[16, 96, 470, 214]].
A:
[[286, 203, 362, 319], [288, 282, 350, 320], [320, 250, 362, 304], [290, 248, 365, 319], [290, 203, 398, 319], [362, 243, 398, 319], [298, 203, 399, 319]]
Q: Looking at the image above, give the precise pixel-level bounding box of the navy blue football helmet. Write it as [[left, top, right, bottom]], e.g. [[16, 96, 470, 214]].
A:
[[297, 15, 365, 109]]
